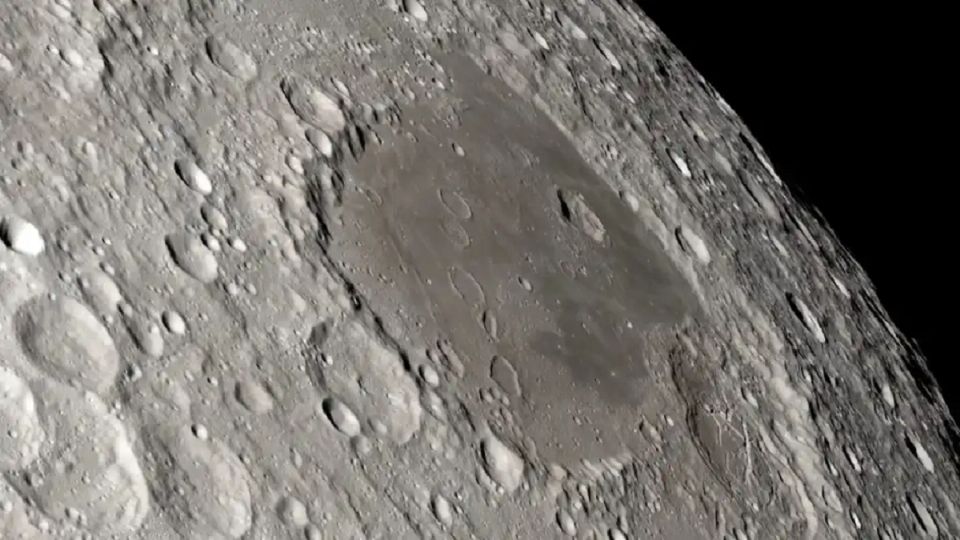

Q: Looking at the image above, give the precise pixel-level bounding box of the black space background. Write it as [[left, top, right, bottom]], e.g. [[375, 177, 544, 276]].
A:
[[635, 4, 953, 415]]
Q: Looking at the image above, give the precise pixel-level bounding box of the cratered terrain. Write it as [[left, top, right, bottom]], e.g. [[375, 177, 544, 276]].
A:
[[0, 0, 957, 539]]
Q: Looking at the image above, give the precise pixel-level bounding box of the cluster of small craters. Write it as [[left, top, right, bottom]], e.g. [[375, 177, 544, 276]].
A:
[[0, 0, 957, 537]]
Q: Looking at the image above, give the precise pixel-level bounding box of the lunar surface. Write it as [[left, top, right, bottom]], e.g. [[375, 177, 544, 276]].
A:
[[0, 0, 957, 538]]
